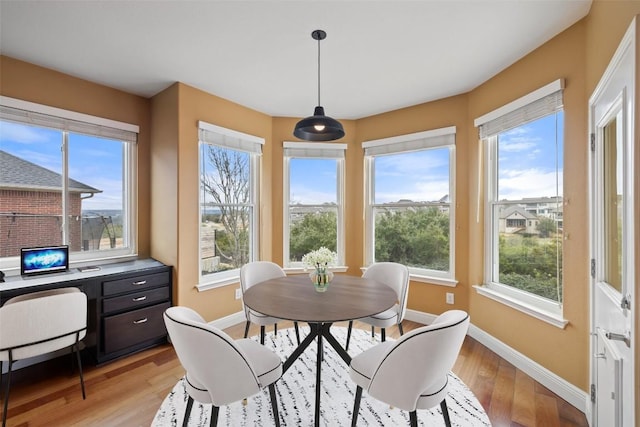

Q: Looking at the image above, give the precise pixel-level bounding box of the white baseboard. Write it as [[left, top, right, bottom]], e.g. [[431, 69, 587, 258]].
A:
[[209, 311, 245, 330], [404, 309, 589, 414]]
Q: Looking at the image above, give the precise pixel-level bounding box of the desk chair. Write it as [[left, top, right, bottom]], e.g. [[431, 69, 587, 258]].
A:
[[348, 310, 470, 427], [240, 261, 300, 345], [164, 306, 282, 427], [0, 287, 87, 427], [346, 262, 409, 350]]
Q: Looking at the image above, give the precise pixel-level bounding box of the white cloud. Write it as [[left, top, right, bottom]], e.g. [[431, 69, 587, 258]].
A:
[[499, 168, 563, 200], [0, 122, 50, 144], [376, 178, 449, 203]]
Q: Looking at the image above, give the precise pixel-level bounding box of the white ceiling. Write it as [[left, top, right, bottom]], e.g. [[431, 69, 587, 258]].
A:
[[0, 1, 592, 120]]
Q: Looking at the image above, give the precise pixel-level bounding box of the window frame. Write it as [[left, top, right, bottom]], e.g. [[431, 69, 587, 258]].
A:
[[0, 96, 138, 273], [363, 126, 457, 285], [282, 141, 347, 273], [475, 80, 568, 328], [196, 121, 262, 290]]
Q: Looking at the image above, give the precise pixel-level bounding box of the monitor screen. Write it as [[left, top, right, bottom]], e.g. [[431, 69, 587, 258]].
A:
[[21, 245, 69, 276]]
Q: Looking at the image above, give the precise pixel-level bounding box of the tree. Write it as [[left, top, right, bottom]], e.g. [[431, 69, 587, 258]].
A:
[[201, 146, 250, 269], [289, 211, 337, 262], [536, 217, 557, 238]]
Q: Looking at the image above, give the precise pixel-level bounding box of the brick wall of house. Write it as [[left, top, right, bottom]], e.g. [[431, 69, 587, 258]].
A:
[[0, 189, 82, 257]]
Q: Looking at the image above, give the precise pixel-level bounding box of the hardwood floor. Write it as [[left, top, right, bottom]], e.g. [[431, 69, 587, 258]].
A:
[[1, 320, 588, 426]]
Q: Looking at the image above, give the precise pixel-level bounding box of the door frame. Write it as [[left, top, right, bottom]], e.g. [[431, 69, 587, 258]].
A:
[[588, 16, 637, 427]]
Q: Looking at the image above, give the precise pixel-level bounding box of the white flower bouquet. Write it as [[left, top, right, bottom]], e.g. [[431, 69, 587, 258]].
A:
[[301, 247, 337, 270]]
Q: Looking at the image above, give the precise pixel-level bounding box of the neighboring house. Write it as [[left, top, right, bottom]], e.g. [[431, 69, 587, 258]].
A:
[[0, 150, 101, 257], [498, 205, 539, 235]]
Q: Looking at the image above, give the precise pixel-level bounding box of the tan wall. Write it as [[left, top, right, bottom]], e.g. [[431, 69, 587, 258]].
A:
[[150, 83, 274, 321], [355, 95, 471, 314], [0, 56, 152, 258]]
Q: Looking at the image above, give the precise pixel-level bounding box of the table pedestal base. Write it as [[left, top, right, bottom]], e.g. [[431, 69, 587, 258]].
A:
[[282, 323, 352, 427]]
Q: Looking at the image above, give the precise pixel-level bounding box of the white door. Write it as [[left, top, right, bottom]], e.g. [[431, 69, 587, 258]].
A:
[[589, 18, 636, 427]]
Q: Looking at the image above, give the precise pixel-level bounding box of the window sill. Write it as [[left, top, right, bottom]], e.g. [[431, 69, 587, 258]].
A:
[[284, 265, 349, 275], [410, 274, 458, 287], [473, 284, 568, 329], [196, 275, 240, 292]]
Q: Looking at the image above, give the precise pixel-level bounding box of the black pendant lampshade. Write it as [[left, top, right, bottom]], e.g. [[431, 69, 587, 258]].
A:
[[293, 30, 345, 142]]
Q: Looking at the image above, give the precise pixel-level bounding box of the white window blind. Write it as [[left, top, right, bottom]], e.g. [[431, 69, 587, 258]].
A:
[[283, 141, 346, 159], [0, 104, 138, 143], [198, 121, 264, 154], [475, 79, 564, 139], [362, 126, 455, 156]]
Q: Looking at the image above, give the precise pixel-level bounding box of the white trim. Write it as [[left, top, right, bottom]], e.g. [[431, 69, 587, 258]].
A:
[[362, 126, 456, 148], [196, 274, 240, 292], [0, 95, 139, 133], [207, 311, 245, 330], [474, 285, 568, 329], [410, 274, 458, 287], [468, 322, 588, 413], [403, 309, 587, 414], [474, 79, 564, 127], [284, 265, 349, 275]]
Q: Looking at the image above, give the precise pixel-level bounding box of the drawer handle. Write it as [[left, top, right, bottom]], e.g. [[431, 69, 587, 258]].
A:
[[132, 296, 147, 302], [132, 280, 147, 286], [133, 318, 148, 325]]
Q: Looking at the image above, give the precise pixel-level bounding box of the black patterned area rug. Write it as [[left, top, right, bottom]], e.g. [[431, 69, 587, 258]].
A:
[[153, 326, 491, 426]]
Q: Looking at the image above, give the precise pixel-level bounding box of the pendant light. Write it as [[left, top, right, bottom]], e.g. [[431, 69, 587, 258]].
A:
[[293, 29, 345, 141]]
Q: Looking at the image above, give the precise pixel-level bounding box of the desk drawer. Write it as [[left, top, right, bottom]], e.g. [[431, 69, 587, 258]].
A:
[[103, 272, 169, 296], [103, 287, 170, 314], [103, 302, 169, 354]]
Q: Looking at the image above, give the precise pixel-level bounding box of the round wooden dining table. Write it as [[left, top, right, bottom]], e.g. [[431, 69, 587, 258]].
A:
[[242, 273, 397, 427]]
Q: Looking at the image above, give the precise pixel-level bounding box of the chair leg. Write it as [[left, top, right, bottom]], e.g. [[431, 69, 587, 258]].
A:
[[381, 328, 386, 342], [268, 383, 281, 427], [2, 358, 13, 427], [351, 386, 363, 427], [409, 410, 418, 427], [294, 322, 301, 345], [210, 405, 219, 427], [74, 342, 86, 399], [182, 396, 194, 427], [371, 325, 375, 338], [260, 325, 266, 345], [345, 320, 353, 351], [398, 321, 404, 336], [440, 398, 452, 427], [274, 323, 278, 336], [244, 321, 251, 339]]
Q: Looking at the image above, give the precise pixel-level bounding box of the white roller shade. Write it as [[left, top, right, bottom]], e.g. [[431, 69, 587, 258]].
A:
[[475, 79, 564, 139], [283, 141, 346, 159], [198, 120, 263, 154], [0, 101, 138, 143], [363, 126, 455, 156]]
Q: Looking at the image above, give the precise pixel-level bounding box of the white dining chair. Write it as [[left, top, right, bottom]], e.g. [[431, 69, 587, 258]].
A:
[[345, 262, 409, 350], [240, 261, 300, 345], [0, 287, 87, 427], [348, 309, 470, 427], [164, 306, 282, 427]]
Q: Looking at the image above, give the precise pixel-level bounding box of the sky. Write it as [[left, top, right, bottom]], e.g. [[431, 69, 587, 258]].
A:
[[0, 121, 124, 211], [498, 112, 564, 200], [2, 111, 564, 210]]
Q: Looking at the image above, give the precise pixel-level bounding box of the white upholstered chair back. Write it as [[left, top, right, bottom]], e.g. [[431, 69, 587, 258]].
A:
[[240, 261, 286, 319], [0, 287, 87, 361], [367, 310, 469, 411], [163, 306, 263, 406], [362, 262, 410, 321]]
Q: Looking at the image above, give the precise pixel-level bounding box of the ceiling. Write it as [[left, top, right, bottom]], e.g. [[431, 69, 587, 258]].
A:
[[0, 1, 592, 120]]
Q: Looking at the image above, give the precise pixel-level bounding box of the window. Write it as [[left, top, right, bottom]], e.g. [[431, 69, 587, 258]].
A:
[[198, 121, 262, 288], [283, 142, 346, 268], [363, 127, 456, 283], [476, 80, 566, 324], [0, 96, 138, 270]]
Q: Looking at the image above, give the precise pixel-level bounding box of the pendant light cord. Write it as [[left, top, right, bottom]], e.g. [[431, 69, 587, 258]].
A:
[[317, 35, 321, 106]]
